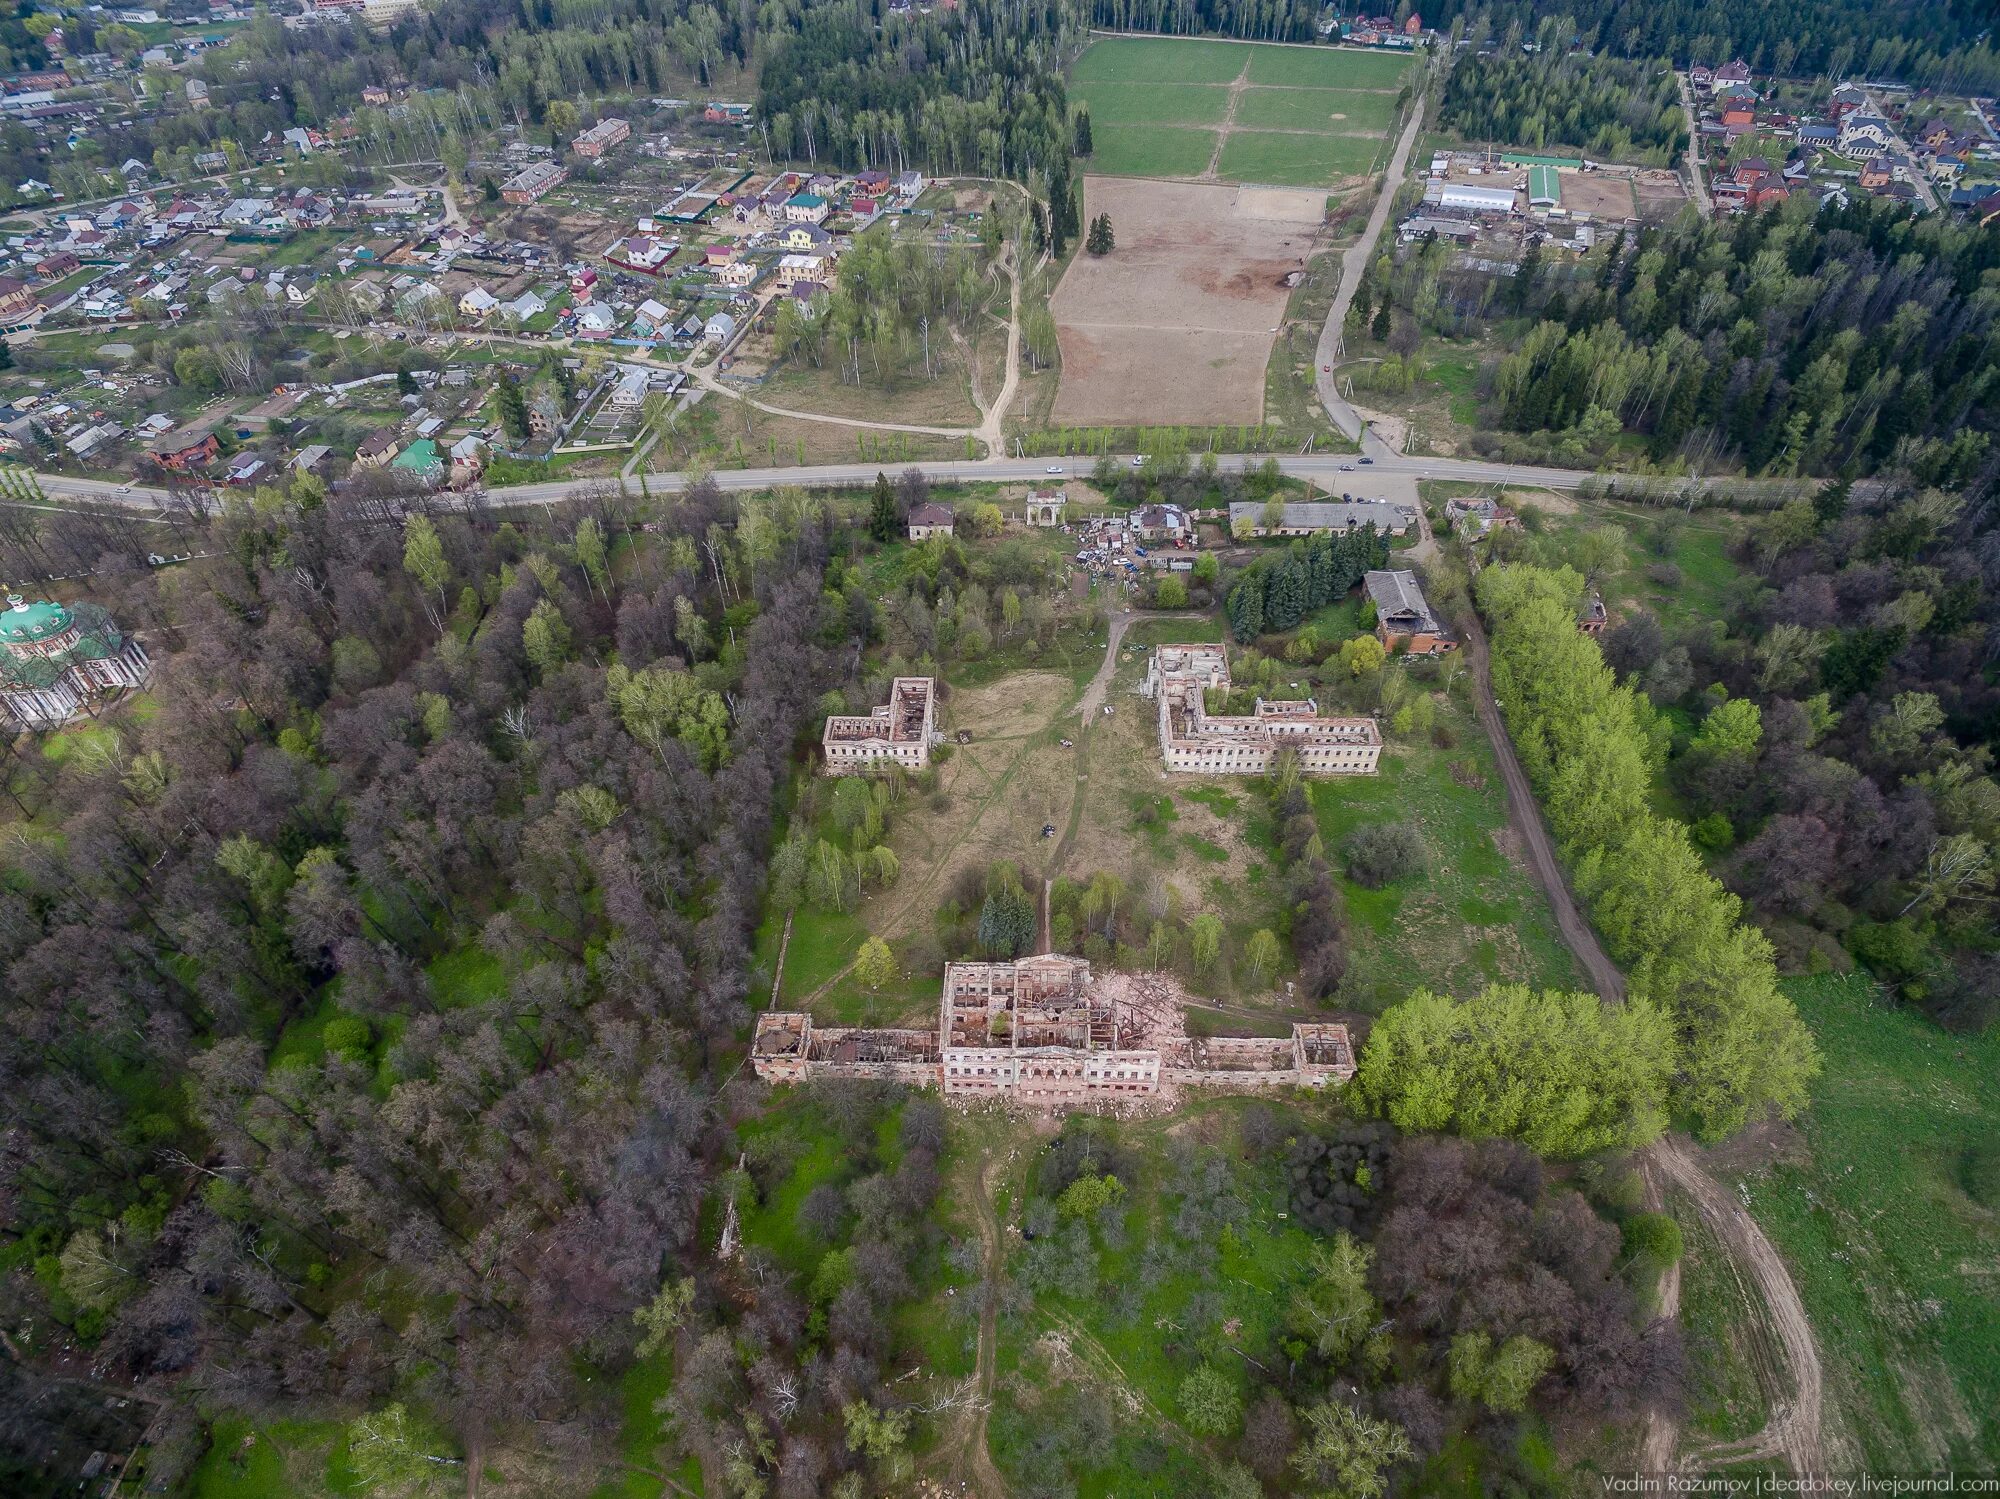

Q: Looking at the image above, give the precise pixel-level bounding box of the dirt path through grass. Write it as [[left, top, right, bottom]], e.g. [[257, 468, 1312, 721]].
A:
[[1201, 57, 1255, 179], [1655, 1136, 1829, 1474], [945, 1147, 1011, 1497]]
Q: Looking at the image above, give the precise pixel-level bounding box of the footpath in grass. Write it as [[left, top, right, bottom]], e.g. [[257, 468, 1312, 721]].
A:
[[1732, 974, 2000, 1468]]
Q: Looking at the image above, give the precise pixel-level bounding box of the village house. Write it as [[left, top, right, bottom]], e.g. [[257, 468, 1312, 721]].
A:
[[458, 285, 499, 318], [353, 427, 403, 468], [1839, 113, 1892, 158], [780, 222, 833, 253], [149, 426, 220, 470], [572, 116, 630, 160], [1367, 568, 1455, 655], [752, 955, 1355, 1101], [775, 253, 827, 289], [1133, 502, 1192, 544], [821, 676, 937, 774], [0, 594, 152, 730], [1144, 644, 1382, 776], [390, 438, 444, 487], [503, 289, 546, 321], [449, 433, 485, 487], [0, 276, 39, 325], [906, 501, 955, 540], [717, 259, 758, 288], [702, 311, 737, 346], [783, 192, 829, 224]]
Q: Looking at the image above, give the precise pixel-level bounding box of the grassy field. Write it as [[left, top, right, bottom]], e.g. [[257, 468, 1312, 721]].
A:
[[1308, 688, 1579, 1010], [1233, 86, 1402, 134], [1218, 129, 1384, 186], [1087, 125, 1220, 180], [1083, 81, 1232, 126], [1669, 1188, 1772, 1444], [1732, 975, 2000, 1468], [1072, 35, 1411, 187]]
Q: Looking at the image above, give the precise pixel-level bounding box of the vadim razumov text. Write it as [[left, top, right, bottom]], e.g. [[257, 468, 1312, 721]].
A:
[[1604, 1477, 2000, 1497]]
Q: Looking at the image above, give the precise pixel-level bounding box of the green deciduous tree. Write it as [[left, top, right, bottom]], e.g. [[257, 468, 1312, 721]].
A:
[[854, 935, 895, 990], [1179, 1362, 1243, 1436], [1357, 983, 1674, 1156], [1290, 1400, 1410, 1499]]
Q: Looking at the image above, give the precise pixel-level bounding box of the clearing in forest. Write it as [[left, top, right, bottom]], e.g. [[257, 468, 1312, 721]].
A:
[[1072, 35, 1414, 188]]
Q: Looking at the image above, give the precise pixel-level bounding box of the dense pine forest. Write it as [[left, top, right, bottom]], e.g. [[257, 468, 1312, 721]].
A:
[[1439, 49, 1687, 165], [1481, 198, 2000, 480], [1431, 0, 2000, 92]]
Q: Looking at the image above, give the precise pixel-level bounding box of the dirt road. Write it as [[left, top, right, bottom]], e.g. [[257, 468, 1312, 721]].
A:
[[1456, 609, 1625, 1002], [1653, 1136, 1829, 1475], [945, 1149, 1011, 1497]]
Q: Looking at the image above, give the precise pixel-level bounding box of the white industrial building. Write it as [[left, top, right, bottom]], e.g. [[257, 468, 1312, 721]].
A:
[[1422, 181, 1520, 215]]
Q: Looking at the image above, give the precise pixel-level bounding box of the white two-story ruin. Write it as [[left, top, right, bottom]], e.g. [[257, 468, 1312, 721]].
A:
[[820, 676, 937, 775], [753, 954, 1356, 1106], [1143, 644, 1380, 776]]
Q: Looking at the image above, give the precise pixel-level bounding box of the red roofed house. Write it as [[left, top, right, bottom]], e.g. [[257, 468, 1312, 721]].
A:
[[569, 266, 597, 295], [34, 251, 79, 280], [1403, 11, 1421, 33], [150, 427, 220, 470], [1746, 179, 1789, 211], [1733, 157, 1771, 186], [1721, 108, 1754, 129]]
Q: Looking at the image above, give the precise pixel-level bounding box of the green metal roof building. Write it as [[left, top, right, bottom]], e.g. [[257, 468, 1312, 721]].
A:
[[0, 598, 73, 647], [1527, 164, 1562, 207], [390, 438, 444, 484]]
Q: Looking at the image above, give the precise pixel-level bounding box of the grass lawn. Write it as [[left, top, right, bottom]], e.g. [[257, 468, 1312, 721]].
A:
[[1233, 85, 1402, 135], [1733, 974, 2000, 1468], [1309, 691, 1578, 1009], [188, 1416, 358, 1499], [1217, 129, 1384, 186], [1071, 35, 1251, 85], [1245, 44, 1416, 89], [1079, 80, 1231, 127], [1086, 124, 1219, 179]]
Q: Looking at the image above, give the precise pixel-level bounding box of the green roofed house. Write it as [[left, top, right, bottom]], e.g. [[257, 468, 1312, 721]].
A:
[[1527, 164, 1562, 209], [389, 438, 444, 487], [0, 593, 152, 729]]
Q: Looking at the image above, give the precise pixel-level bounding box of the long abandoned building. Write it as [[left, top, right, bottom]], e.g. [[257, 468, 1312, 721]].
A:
[[1143, 644, 1381, 776], [753, 954, 1355, 1104], [819, 676, 937, 775]]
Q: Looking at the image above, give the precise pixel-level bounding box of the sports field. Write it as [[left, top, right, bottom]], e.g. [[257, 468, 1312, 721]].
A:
[[1071, 35, 1416, 187]]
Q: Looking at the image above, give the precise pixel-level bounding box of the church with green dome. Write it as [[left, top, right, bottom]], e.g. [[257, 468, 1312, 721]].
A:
[[0, 593, 152, 729]]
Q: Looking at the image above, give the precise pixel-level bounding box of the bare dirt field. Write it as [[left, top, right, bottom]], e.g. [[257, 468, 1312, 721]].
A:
[[1050, 176, 1324, 426], [1558, 167, 1638, 218], [1633, 168, 1692, 221]]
